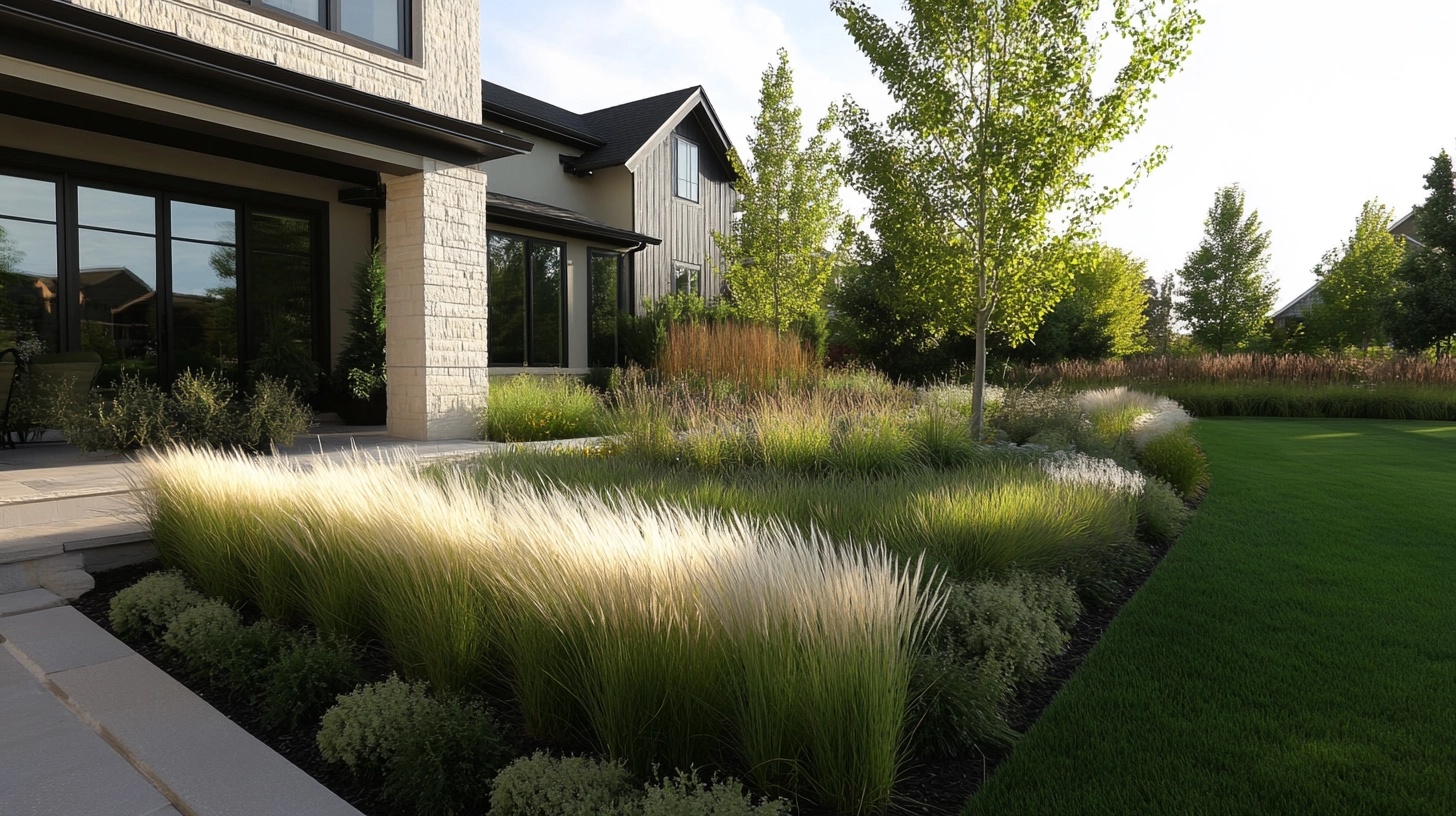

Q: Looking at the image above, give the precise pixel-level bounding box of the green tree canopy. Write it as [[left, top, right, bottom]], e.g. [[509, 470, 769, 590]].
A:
[[833, 0, 1200, 436], [1305, 200, 1403, 351], [1385, 150, 1456, 356], [714, 49, 843, 331], [1174, 184, 1277, 353], [1140, 272, 1176, 355], [1010, 245, 1149, 362]]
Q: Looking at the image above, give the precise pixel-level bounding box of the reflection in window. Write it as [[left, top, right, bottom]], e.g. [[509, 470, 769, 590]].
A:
[[672, 260, 700, 297], [171, 202, 237, 375], [259, 0, 324, 24], [77, 187, 159, 381], [340, 0, 402, 52], [588, 251, 622, 368], [674, 136, 700, 202], [0, 174, 60, 354], [487, 233, 564, 367], [246, 212, 317, 390]]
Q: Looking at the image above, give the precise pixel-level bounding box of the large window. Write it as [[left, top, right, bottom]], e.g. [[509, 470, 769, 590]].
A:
[[0, 167, 321, 386], [488, 233, 565, 367], [588, 250, 624, 368], [253, 0, 410, 55], [673, 136, 700, 202]]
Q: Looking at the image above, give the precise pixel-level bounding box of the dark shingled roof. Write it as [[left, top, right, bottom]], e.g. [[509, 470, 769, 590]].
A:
[[481, 80, 602, 149], [480, 82, 734, 178], [486, 193, 660, 248], [572, 87, 701, 171]]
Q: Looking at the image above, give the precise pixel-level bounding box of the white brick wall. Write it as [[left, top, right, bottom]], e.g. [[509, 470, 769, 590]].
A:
[[383, 163, 490, 440], [72, 0, 482, 123]]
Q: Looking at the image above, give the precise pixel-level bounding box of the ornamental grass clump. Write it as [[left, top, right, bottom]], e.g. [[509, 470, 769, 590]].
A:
[[484, 374, 606, 442], [134, 447, 943, 813]]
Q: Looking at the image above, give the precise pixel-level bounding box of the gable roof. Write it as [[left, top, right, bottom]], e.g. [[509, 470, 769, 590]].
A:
[[480, 82, 736, 179], [1271, 282, 1320, 320], [486, 193, 660, 248]]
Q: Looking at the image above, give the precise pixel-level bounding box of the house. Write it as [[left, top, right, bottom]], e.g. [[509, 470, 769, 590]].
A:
[[0, 0, 535, 440], [478, 81, 737, 372], [1270, 210, 1420, 329]]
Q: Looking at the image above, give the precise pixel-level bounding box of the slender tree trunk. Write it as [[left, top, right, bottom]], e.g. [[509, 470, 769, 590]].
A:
[[972, 307, 989, 441]]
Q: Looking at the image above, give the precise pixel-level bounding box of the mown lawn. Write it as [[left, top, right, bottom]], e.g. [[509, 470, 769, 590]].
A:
[[965, 418, 1456, 816]]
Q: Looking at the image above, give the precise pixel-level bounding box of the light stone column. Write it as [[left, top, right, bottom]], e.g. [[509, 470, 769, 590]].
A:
[[382, 161, 489, 440]]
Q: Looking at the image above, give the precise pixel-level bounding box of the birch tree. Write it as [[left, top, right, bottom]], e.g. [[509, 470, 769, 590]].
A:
[[834, 0, 1200, 437]]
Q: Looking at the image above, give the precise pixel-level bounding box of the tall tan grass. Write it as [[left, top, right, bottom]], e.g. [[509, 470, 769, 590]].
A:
[[657, 322, 818, 395], [1015, 353, 1456, 387], [134, 447, 943, 813]]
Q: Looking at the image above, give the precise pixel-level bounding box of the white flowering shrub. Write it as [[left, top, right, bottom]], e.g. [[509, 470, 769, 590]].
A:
[[1038, 451, 1147, 496]]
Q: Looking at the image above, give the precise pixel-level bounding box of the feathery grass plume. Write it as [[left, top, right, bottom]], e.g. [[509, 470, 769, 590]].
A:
[[133, 446, 943, 813], [1010, 352, 1456, 387], [1129, 405, 1195, 450]]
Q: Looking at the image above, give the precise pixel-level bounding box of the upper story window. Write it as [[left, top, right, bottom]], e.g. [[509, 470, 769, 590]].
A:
[[252, 0, 410, 56], [673, 136, 700, 202]]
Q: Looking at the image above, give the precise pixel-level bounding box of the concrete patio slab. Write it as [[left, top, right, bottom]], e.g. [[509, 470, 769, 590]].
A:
[[0, 649, 175, 816], [0, 606, 133, 676], [0, 589, 66, 619], [51, 654, 362, 816]]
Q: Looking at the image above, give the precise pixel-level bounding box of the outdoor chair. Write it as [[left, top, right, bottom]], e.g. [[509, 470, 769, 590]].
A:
[[16, 351, 103, 444], [0, 348, 17, 449]]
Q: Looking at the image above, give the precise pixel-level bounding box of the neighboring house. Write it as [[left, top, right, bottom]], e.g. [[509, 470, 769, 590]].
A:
[[1270, 210, 1420, 329], [479, 80, 737, 372], [0, 0, 531, 440]]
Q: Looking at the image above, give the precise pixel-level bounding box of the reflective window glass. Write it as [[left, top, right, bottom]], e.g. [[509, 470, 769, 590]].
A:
[[0, 174, 57, 222], [246, 211, 316, 389], [529, 242, 563, 367], [340, 0, 402, 51], [171, 202, 236, 245], [78, 229, 159, 381], [488, 234, 526, 367], [259, 0, 323, 24], [587, 252, 621, 368], [77, 187, 156, 235], [171, 240, 237, 374], [0, 214, 60, 353]]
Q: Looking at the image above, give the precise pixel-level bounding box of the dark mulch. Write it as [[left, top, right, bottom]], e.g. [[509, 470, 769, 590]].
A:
[[75, 529, 1177, 816]]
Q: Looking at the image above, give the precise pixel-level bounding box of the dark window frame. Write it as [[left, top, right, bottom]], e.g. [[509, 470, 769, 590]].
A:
[[226, 0, 420, 62], [672, 135, 700, 203], [0, 148, 329, 384], [586, 248, 625, 368], [487, 230, 568, 368]]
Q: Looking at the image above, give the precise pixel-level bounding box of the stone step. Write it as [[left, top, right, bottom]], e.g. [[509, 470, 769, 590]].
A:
[[0, 606, 362, 816], [0, 491, 139, 529], [0, 517, 156, 601]]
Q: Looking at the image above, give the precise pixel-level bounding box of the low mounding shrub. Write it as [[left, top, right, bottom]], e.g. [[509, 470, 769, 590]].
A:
[[1138, 478, 1192, 545], [991, 388, 1085, 445], [260, 636, 366, 732], [162, 598, 245, 685], [1136, 431, 1211, 500], [934, 572, 1082, 691], [484, 374, 605, 442], [109, 570, 204, 641], [65, 373, 172, 452], [490, 752, 636, 816], [640, 771, 789, 816], [490, 754, 788, 816], [241, 375, 313, 450], [323, 678, 510, 814]]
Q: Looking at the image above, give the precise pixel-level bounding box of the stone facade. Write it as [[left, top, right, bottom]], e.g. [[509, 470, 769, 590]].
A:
[[69, 0, 483, 123], [383, 162, 492, 440]]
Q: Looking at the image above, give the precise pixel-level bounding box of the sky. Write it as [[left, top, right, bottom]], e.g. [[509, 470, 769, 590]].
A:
[[481, 0, 1456, 311]]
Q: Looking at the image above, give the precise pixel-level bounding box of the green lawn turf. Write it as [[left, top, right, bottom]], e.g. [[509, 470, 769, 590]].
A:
[[964, 418, 1456, 816]]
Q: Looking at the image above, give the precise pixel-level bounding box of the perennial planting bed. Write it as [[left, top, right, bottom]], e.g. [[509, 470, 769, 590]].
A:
[[76, 379, 1210, 815]]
